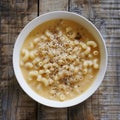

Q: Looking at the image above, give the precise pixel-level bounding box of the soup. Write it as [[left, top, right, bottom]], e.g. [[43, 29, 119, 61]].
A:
[[20, 19, 100, 101]]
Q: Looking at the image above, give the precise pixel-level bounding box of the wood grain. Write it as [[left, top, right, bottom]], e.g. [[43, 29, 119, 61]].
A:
[[69, 0, 120, 120], [68, 103, 95, 120], [39, 0, 69, 14], [0, 0, 37, 120], [37, 105, 68, 120]]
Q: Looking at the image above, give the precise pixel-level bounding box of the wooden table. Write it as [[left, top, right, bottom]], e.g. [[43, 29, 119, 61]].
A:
[[0, 0, 120, 120]]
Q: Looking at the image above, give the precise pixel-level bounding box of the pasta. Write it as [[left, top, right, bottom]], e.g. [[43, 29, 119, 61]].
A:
[[59, 94, 65, 101], [84, 46, 91, 55], [45, 30, 54, 39], [87, 41, 97, 48], [33, 37, 40, 45], [20, 19, 100, 101], [25, 62, 33, 69], [29, 42, 34, 50], [39, 77, 48, 86], [82, 68, 88, 74], [93, 59, 99, 69], [80, 41, 87, 49], [21, 49, 29, 62], [83, 60, 93, 68], [28, 70, 38, 81], [93, 50, 99, 56], [29, 51, 36, 59]]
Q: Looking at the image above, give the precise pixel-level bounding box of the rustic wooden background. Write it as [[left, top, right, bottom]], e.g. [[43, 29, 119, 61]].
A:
[[0, 0, 120, 120]]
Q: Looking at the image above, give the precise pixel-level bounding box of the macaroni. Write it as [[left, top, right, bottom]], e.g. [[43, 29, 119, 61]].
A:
[[28, 70, 38, 81], [83, 60, 93, 68], [40, 35, 47, 41], [84, 46, 91, 55], [25, 62, 33, 69], [20, 19, 100, 101], [59, 94, 65, 101], [33, 37, 40, 45], [45, 30, 54, 39], [93, 59, 99, 69], [29, 42, 34, 50], [82, 68, 88, 74], [21, 49, 29, 62], [40, 77, 48, 86], [29, 51, 36, 59], [93, 50, 99, 56], [87, 41, 97, 48], [80, 41, 87, 49]]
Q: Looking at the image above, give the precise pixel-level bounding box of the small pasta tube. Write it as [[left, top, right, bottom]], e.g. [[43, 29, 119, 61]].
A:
[[50, 89, 56, 95], [59, 94, 65, 101], [54, 75, 59, 81], [45, 30, 54, 39], [73, 47, 79, 53], [88, 54, 93, 58], [40, 77, 48, 86], [28, 70, 38, 81], [66, 27, 76, 39], [74, 40, 79, 45], [80, 42, 87, 49], [48, 78, 54, 85], [74, 67, 79, 74], [58, 31, 63, 37], [28, 42, 34, 50], [32, 57, 40, 65], [66, 27, 72, 32], [45, 69, 50, 74], [93, 59, 99, 69], [93, 50, 99, 56], [79, 76, 84, 81], [58, 59, 64, 65], [29, 51, 36, 59], [83, 60, 93, 68], [43, 58, 49, 64], [37, 75, 42, 81], [33, 37, 40, 45], [37, 75, 48, 86], [21, 49, 29, 62], [38, 62, 43, 67], [82, 68, 88, 74], [87, 41, 97, 48], [84, 47, 91, 55], [67, 55, 74, 61], [43, 63, 52, 69], [25, 62, 33, 69], [40, 35, 47, 41], [68, 32, 76, 39], [70, 64, 75, 71], [39, 70, 45, 74]]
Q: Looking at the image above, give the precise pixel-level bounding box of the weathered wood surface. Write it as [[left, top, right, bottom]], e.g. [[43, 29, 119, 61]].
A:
[[0, 0, 37, 120], [0, 0, 120, 120]]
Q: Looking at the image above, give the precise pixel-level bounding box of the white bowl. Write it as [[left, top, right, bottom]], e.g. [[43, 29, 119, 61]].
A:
[[13, 11, 107, 108]]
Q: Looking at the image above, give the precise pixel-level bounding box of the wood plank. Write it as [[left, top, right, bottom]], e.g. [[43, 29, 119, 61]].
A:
[[68, 103, 95, 120], [38, 0, 69, 120], [37, 105, 68, 120], [69, 0, 120, 120], [39, 0, 69, 14], [0, 0, 38, 120]]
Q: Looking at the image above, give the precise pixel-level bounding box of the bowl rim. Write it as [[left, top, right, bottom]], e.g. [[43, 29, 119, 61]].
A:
[[13, 11, 108, 108]]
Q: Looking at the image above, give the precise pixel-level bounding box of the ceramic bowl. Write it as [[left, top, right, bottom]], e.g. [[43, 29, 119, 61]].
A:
[[13, 11, 107, 108]]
